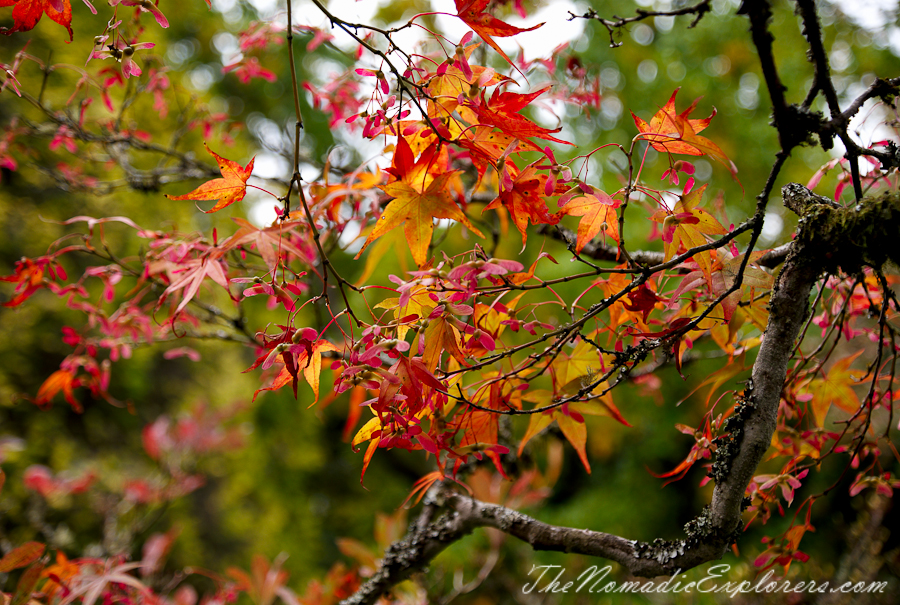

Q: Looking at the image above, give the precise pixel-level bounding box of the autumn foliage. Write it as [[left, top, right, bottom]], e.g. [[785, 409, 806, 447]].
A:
[[2, 0, 900, 604]]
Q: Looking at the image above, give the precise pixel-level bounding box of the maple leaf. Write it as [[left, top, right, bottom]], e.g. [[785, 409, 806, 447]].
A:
[[252, 333, 338, 403], [632, 88, 738, 179], [33, 369, 81, 411], [427, 58, 508, 124], [376, 355, 445, 419], [0, 0, 72, 41], [300, 339, 339, 404], [60, 560, 151, 605], [473, 87, 573, 150], [554, 337, 631, 424], [41, 551, 80, 600], [594, 269, 657, 331], [11, 560, 44, 605], [0, 542, 44, 573], [801, 351, 865, 426], [216, 217, 310, 269], [1, 256, 48, 307], [518, 390, 627, 474], [423, 316, 468, 371], [555, 408, 590, 472], [514, 334, 632, 472], [710, 250, 774, 322], [157, 256, 229, 316], [518, 393, 593, 471], [165, 143, 255, 213], [356, 139, 484, 266], [374, 282, 435, 341], [507, 251, 556, 285], [560, 192, 620, 253], [227, 554, 291, 605], [648, 418, 716, 485], [456, 125, 529, 187], [450, 380, 516, 476], [623, 285, 668, 323], [454, 0, 543, 73], [399, 471, 446, 510], [485, 161, 559, 249], [650, 184, 727, 283]]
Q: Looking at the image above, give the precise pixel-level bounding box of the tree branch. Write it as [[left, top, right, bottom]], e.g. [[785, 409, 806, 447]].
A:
[[568, 1, 712, 48], [541, 223, 792, 269]]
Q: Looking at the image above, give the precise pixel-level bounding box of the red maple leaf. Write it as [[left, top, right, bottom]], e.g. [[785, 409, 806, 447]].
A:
[[0, 0, 72, 41], [455, 126, 530, 188], [157, 256, 229, 316], [455, 0, 543, 73], [473, 86, 572, 150]]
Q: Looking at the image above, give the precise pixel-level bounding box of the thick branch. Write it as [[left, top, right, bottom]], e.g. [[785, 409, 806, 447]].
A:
[[739, 0, 796, 150], [795, 0, 864, 198]]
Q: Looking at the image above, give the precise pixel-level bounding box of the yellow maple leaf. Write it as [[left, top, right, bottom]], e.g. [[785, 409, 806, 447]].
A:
[[356, 139, 483, 265]]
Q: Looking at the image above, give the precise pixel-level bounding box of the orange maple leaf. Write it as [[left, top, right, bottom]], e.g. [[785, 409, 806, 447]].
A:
[[485, 161, 558, 249], [166, 143, 255, 213], [632, 88, 738, 179], [41, 551, 79, 599], [454, 0, 543, 73], [423, 316, 468, 371], [560, 192, 620, 253], [452, 380, 517, 477], [556, 409, 590, 472], [426, 60, 508, 125], [518, 397, 625, 475], [518, 338, 632, 474], [356, 139, 483, 266], [0, 0, 72, 41], [33, 369, 81, 411], [215, 217, 309, 269], [456, 126, 528, 188], [649, 184, 727, 283]]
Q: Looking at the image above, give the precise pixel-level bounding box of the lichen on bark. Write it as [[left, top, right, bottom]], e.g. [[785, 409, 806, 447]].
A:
[[785, 186, 900, 274]]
